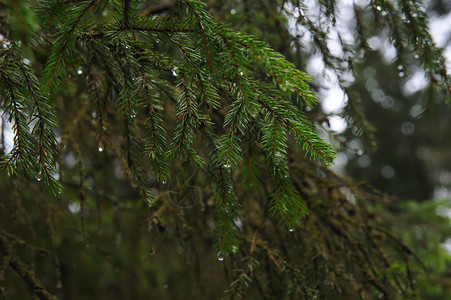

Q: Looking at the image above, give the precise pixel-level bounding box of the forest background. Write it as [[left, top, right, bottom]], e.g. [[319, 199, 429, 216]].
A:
[[1, 0, 451, 299]]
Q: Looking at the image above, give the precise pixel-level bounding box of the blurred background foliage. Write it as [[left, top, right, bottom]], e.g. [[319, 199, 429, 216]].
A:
[[1, 0, 451, 299]]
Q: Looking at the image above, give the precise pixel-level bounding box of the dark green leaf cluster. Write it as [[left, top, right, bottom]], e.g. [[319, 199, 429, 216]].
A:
[[283, 0, 450, 148], [0, 0, 450, 299], [372, 0, 450, 112], [0, 46, 61, 195], [2, 0, 335, 253]]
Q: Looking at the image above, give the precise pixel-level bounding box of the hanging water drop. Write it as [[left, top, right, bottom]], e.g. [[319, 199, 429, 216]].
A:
[[397, 65, 403, 71], [274, 152, 282, 165], [239, 71, 244, 76], [77, 69, 83, 75], [398, 72, 405, 77], [232, 245, 239, 253], [223, 164, 231, 169], [217, 252, 224, 261], [414, 54, 419, 59], [98, 146, 103, 152], [162, 180, 167, 184], [376, 5, 381, 11], [289, 227, 295, 233]]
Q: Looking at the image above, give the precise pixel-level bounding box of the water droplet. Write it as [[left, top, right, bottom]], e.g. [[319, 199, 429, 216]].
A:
[[397, 65, 403, 70], [357, 149, 364, 156], [36, 172, 42, 182], [230, 9, 236, 14], [98, 146, 103, 152], [172, 67, 178, 76], [232, 245, 239, 253], [414, 54, 419, 59], [162, 180, 166, 184], [376, 5, 382, 11], [223, 164, 231, 169], [77, 69, 83, 75], [56, 281, 62, 289], [289, 227, 295, 232], [217, 252, 224, 261], [163, 283, 169, 289], [398, 72, 405, 77], [1, 40, 11, 49], [381, 11, 387, 16], [239, 71, 244, 76]]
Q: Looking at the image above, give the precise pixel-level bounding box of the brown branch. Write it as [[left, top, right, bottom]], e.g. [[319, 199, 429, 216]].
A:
[[0, 234, 56, 300]]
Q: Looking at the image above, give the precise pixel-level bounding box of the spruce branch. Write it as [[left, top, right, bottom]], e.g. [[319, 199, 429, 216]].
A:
[[41, 0, 98, 90], [17, 58, 61, 195]]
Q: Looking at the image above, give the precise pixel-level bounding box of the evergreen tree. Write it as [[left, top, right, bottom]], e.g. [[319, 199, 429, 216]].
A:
[[0, 0, 449, 299]]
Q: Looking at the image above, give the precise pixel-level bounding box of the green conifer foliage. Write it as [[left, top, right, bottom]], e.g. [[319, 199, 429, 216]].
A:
[[0, 0, 450, 299], [3, 0, 337, 253]]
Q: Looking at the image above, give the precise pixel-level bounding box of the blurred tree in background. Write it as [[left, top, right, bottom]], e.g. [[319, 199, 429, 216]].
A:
[[0, 0, 450, 299]]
